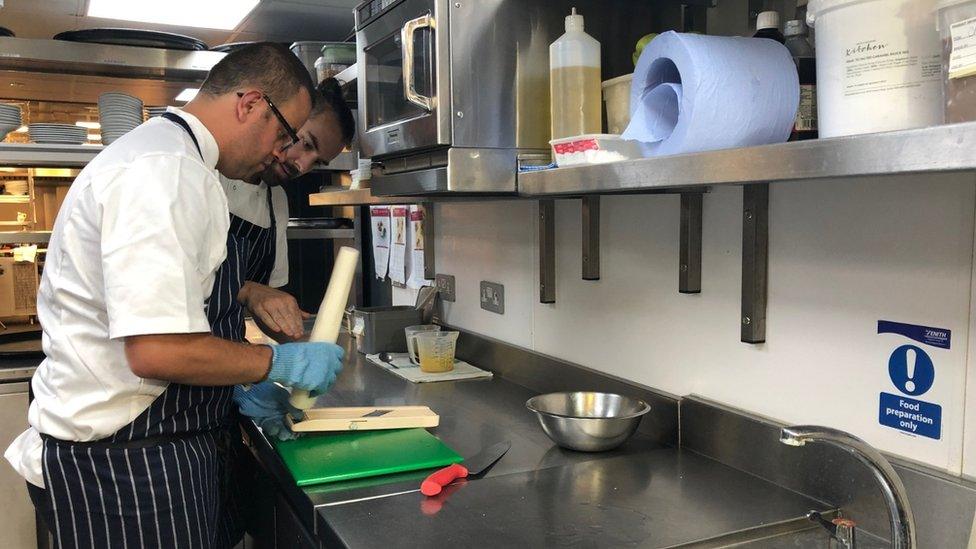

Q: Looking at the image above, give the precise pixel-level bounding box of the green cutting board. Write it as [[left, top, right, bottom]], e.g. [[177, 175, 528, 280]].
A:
[[273, 428, 463, 487]]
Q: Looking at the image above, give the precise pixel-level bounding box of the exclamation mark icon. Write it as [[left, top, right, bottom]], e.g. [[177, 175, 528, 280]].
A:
[[904, 347, 917, 393]]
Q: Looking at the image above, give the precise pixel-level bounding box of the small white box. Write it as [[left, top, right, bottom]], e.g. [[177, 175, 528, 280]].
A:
[[549, 134, 642, 167]]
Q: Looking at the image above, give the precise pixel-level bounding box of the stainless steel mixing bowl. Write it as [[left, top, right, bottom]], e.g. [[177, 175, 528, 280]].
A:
[[525, 392, 650, 452]]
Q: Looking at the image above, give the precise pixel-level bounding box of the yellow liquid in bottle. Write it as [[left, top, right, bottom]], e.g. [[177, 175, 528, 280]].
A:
[[550, 65, 603, 139]]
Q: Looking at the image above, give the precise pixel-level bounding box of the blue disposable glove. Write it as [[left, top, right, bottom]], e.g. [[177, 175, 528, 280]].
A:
[[267, 341, 344, 396], [233, 381, 302, 441]]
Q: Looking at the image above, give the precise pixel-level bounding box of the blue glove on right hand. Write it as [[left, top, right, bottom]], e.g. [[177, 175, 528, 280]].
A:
[[267, 342, 345, 396]]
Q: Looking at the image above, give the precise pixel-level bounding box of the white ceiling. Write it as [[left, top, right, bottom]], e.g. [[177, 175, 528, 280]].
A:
[[0, 0, 360, 47]]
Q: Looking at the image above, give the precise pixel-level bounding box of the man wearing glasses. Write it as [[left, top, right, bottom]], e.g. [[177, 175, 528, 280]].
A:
[[221, 78, 356, 361], [6, 43, 346, 548]]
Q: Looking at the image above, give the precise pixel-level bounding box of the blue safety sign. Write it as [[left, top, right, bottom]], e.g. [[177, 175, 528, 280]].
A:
[[887, 344, 935, 397], [879, 392, 942, 440], [877, 322, 944, 440]]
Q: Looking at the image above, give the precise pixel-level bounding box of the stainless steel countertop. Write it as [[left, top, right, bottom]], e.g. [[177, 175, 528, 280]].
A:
[[317, 448, 830, 548], [244, 335, 831, 547]]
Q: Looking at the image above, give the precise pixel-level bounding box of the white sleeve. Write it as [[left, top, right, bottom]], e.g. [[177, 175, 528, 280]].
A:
[[98, 155, 227, 339], [268, 185, 290, 288]]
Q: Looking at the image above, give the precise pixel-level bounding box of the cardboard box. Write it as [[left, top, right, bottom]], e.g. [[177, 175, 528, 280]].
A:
[[0, 257, 38, 318]]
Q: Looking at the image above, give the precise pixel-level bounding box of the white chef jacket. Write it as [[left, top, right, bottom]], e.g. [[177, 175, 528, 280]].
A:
[[219, 175, 290, 288], [4, 108, 230, 488]]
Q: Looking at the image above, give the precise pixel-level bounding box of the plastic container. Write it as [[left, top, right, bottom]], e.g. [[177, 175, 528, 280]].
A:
[[350, 306, 422, 355], [414, 331, 459, 373], [936, 0, 976, 123], [550, 134, 642, 167], [549, 8, 602, 139], [290, 41, 328, 80], [602, 74, 633, 134], [807, 0, 942, 137], [405, 324, 441, 365], [316, 43, 357, 83]]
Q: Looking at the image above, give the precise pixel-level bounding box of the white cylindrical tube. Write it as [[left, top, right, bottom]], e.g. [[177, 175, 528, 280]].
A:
[[289, 246, 360, 409]]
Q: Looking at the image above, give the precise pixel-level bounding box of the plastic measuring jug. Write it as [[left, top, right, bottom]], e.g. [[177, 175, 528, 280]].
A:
[[415, 331, 459, 373]]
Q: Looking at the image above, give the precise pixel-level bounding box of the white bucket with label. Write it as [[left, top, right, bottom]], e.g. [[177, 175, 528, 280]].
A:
[[808, 0, 943, 137]]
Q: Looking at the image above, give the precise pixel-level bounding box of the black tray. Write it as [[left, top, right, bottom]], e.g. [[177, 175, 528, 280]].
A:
[[54, 28, 208, 51], [210, 41, 255, 53], [0, 325, 43, 359], [287, 217, 353, 229]]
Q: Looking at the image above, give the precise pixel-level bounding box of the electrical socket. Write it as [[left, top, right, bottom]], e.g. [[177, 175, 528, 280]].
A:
[[435, 274, 456, 302], [480, 281, 504, 314]]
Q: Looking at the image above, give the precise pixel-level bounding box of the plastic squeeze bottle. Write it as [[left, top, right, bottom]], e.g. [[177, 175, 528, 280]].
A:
[[550, 7, 602, 140]]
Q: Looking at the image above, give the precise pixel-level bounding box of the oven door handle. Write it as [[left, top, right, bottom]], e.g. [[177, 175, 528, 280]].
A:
[[401, 13, 435, 111]]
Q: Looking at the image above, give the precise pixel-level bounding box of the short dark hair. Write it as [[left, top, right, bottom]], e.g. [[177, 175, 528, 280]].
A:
[[199, 42, 314, 106], [311, 78, 356, 147]]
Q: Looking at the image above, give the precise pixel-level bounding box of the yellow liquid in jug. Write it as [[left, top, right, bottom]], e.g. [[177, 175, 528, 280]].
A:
[[419, 354, 454, 373], [550, 65, 602, 139]]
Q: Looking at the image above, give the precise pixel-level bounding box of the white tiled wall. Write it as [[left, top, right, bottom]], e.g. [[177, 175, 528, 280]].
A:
[[418, 173, 976, 476]]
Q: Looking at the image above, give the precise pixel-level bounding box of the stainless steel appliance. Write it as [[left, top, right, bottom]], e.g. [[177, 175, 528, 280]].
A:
[[355, 0, 655, 195], [0, 366, 38, 548]]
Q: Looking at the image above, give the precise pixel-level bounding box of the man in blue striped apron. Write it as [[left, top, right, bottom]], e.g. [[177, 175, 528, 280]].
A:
[[222, 77, 357, 346], [5, 43, 346, 548], [214, 78, 357, 545]]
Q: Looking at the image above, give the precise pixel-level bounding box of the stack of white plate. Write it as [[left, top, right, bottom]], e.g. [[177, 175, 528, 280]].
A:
[[98, 92, 144, 145], [0, 104, 22, 140], [146, 106, 169, 118], [28, 123, 88, 144], [3, 179, 28, 195]]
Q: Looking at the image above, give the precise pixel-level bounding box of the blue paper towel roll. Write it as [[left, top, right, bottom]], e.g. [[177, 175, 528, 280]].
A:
[[622, 31, 799, 157]]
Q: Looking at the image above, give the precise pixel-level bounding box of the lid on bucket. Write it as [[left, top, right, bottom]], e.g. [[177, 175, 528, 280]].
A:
[[806, 0, 872, 26]]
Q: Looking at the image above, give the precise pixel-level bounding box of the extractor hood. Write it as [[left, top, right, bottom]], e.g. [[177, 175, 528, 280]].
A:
[[0, 37, 224, 104]]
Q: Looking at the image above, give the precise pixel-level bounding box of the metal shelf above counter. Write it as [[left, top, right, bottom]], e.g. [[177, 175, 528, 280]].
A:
[[0, 231, 51, 244], [518, 122, 976, 196], [0, 143, 103, 167]]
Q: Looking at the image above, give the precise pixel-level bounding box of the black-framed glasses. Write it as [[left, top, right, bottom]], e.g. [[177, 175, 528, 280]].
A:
[[237, 91, 300, 148]]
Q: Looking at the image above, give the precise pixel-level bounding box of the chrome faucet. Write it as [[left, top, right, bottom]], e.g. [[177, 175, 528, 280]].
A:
[[780, 425, 916, 549]]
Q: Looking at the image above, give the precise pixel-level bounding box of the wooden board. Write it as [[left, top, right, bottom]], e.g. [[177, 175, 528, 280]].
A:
[[288, 405, 439, 432]]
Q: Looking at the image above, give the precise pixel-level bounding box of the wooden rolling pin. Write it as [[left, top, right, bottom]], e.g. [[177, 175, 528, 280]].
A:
[[288, 246, 360, 410]]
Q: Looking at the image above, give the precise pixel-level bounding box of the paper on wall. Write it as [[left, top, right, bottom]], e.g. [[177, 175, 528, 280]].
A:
[[406, 205, 430, 289], [389, 206, 408, 285], [369, 206, 391, 279]]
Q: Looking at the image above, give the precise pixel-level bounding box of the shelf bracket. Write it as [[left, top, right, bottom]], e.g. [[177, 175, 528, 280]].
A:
[[741, 183, 768, 344], [539, 199, 556, 303], [422, 201, 435, 280], [679, 192, 703, 294], [582, 195, 600, 281]]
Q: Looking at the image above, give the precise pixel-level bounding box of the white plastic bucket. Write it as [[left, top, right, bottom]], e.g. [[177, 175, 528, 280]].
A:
[[601, 73, 633, 134], [808, 0, 942, 137]]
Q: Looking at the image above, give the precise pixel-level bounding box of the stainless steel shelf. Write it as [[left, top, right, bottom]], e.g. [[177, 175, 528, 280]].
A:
[[518, 122, 976, 196], [0, 143, 103, 167], [0, 231, 51, 244], [286, 227, 355, 240]]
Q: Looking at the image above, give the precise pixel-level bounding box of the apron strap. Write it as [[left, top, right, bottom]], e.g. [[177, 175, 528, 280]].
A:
[[161, 112, 203, 160]]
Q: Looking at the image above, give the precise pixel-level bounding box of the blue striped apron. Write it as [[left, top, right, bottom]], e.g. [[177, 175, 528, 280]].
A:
[[32, 113, 280, 549]]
